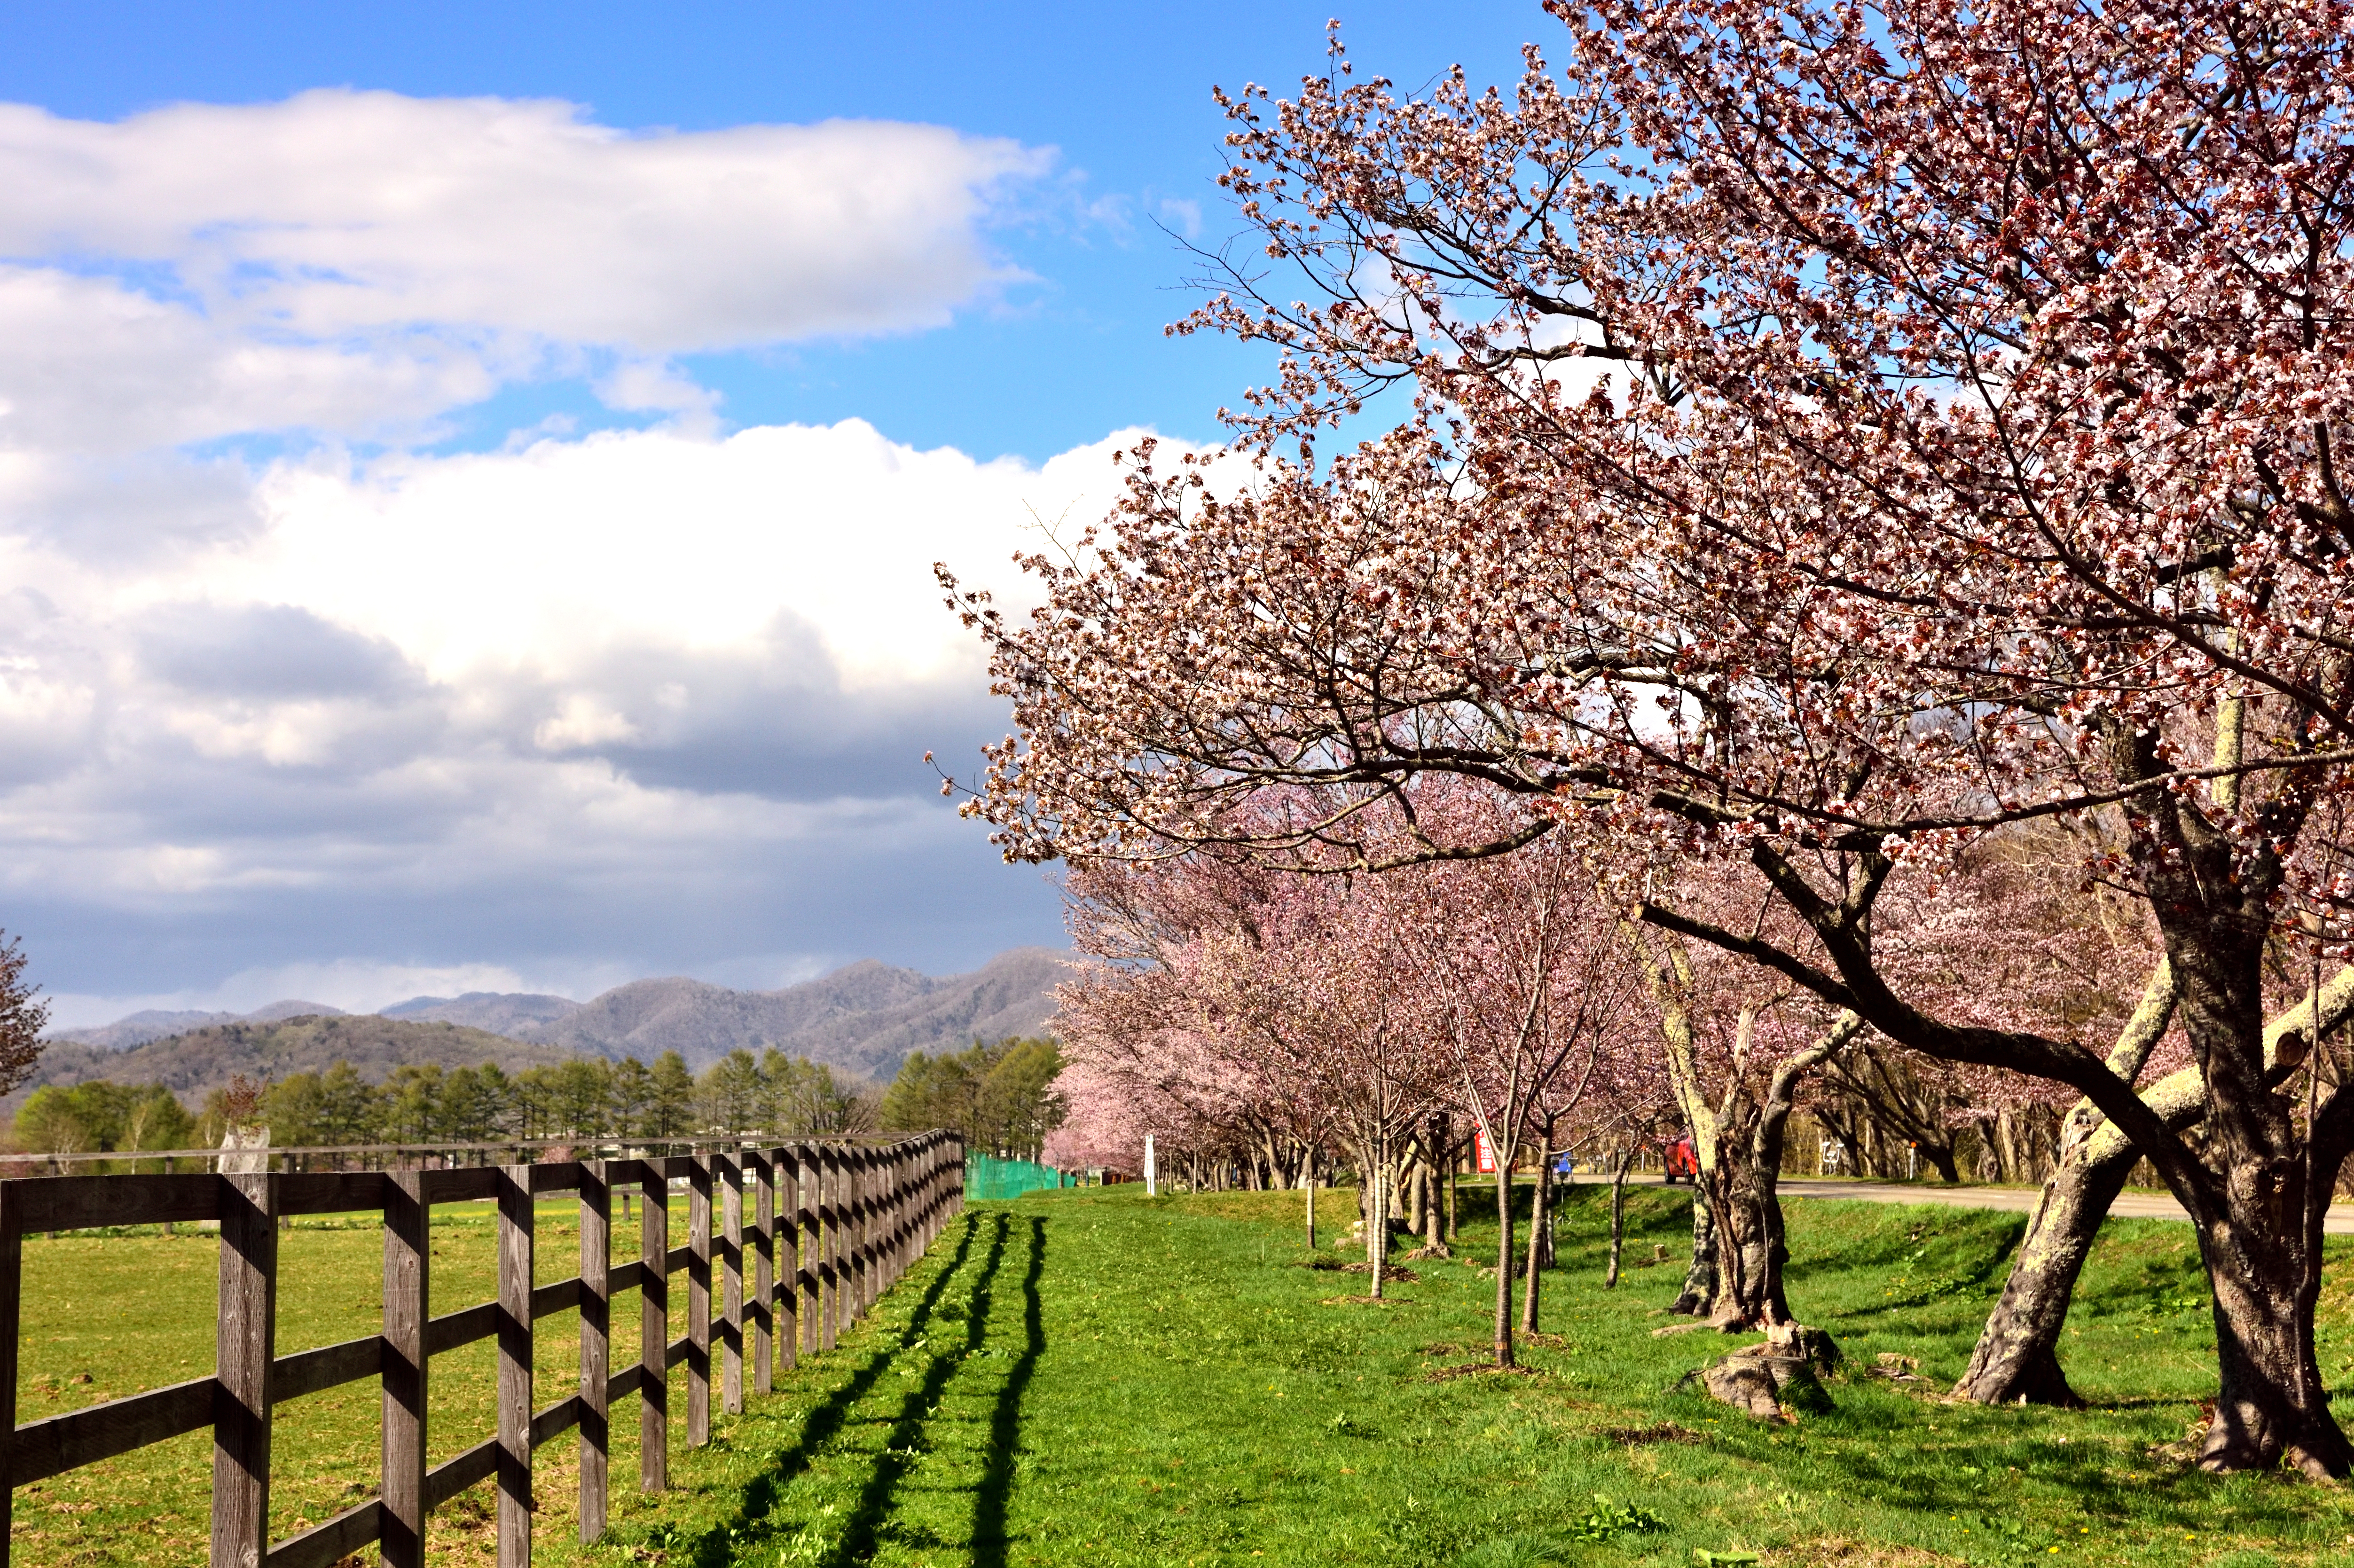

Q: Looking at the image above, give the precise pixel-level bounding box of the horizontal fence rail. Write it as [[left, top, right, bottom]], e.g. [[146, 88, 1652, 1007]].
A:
[[0, 1132, 966, 1568]]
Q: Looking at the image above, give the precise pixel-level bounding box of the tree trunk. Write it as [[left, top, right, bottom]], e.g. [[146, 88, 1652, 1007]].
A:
[[1492, 1161, 1516, 1366], [1958, 963, 2178, 1405], [1522, 1127, 1556, 1333], [1605, 1145, 1635, 1288], [1669, 1192, 1717, 1317], [1304, 1146, 1317, 1253], [1369, 1154, 1388, 1300], [1954, 1139, 2130, 1406], [1957, 963, 2354, 1431], [1707, 1014, 1862, 1329]]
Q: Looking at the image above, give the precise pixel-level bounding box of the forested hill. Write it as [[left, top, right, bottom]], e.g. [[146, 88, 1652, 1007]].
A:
[[39, 947, 1070, 1090], [515, 947, 1067, 1078], [49, 998, 350, 1050], [16, 1015, 576, 1110]]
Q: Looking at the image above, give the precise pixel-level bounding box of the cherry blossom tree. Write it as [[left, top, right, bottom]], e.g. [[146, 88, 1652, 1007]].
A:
[[942, 0, 2354, 1472], [1375, 809, 1641, 1362]]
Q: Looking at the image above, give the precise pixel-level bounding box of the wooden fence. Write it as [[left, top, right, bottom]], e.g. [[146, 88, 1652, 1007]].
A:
[[0, 1131, 965, 1568]]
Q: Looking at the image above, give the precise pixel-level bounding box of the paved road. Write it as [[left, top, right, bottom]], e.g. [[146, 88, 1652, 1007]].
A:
[[1609, 1172, 2354, 1234]]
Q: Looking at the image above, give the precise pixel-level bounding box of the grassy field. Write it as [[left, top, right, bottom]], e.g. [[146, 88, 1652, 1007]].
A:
[[16, 1181, 2354, 1566]]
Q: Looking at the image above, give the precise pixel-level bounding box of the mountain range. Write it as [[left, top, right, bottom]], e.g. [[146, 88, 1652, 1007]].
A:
[[43, 947, 1069, 1084], [18, 1014, 576, 1107]]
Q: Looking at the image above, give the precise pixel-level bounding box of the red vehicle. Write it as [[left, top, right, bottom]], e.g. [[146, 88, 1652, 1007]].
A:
[[1662, 1133, 1699, 1184]]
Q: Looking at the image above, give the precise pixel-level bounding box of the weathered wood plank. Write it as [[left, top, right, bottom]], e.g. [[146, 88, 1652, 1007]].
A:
[[529, 1276, 582, 1320], [262, 1499, 382, 1568], [213, 1171, 276, 1568], [686, 1159, 710, 1448], [818, 1145, 838, 1353], [277, 1171, 388, 1216], [273, 1335, 382, 1403], [418, 1167, 501, 1205], [526, 1162, 585, 1195], [16, 1173, 217, 1233], [528, 1393, 583, 1451], [721, 1154, 743, 1416], [496, 1165, 533, 1568], [607, 1259, 647, 1299], [604, 1363, 643, 1405], [381, 1169, 427, 1568], [423, 1435, 498, 1511], [424, 1302, 497, 1357], [801, 1145, 824, 1357], [753, 1149, 774, 1395], [639, 1164, 667, 1493], [775, 1151, 798, 1375], [0, 1184, 21, 1568], [578, 1160, 610, 1544], [9, 1375, 213, 1486]]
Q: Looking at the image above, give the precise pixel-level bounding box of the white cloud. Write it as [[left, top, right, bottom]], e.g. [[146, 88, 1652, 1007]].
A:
[[0, 88, 1128, 1009], [0, 92, 1053, 454], [0, 419, 1178, 919], [230, 419, 1133, 696]]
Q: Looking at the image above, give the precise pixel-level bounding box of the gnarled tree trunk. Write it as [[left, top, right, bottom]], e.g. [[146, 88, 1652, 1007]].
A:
[[1959, 964, 2354, 1413]]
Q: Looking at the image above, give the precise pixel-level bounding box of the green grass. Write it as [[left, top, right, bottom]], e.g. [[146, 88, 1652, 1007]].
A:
[[17, 1184, 2354, 1567]]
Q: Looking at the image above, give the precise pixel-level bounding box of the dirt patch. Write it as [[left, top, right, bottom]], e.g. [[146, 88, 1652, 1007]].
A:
[[1422, 1360, 1545, 1382], [1522, 1332, 1575, 1350], [1318, 1294, 1396, 1307], [1331, 1261, 1420, 1282], [1765, 1536, 1951, 1568], [1598, 1422, 1705, 1447]]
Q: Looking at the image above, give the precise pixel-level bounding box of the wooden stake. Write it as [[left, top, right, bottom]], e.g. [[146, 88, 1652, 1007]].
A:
[[212, 1173, 276, 1568], [752, 1151, 773, 1396], [381, 1170, 428, 1568], [721, 1152, 743, 1416], [496, 1164, 533, 1568], [639, 1162, 667, 1493], [687, 1158, 711, 1447], [578, 1160, 610, 1544]]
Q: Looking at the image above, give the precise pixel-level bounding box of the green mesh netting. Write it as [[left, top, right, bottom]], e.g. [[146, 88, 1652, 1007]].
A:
[[965, 1151, 1070, 1201]]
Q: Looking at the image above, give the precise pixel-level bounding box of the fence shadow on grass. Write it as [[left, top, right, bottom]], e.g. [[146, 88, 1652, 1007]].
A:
[[830, 1212, 1017, 1563], [684, 1211, 998, 1568], [972, 1214, 1048, 1568]]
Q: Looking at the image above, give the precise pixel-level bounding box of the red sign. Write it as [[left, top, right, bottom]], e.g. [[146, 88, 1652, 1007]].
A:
[[1474, 1127, 1497, 1173]]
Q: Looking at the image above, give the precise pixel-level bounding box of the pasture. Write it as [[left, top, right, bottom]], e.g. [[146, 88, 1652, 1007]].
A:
[[16, 1182, 2354, 1566]]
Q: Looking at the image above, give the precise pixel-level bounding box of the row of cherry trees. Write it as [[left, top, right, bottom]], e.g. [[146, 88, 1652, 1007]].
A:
[[946, 0, 2354, 1474]]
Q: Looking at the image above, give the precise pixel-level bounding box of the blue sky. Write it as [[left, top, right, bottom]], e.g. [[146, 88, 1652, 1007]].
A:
[[0, 2, 1555, 1023]]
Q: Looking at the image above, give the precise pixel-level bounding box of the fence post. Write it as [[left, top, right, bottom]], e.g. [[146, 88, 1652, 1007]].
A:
[[579, 1159, 610, 1544], [687, 1156, 711, 1447], [897, 1145, 913, 1281], [213, 1172, 276, 1568], [818, 1145, 839, 1352], [721, 1152, 744, 1416], [863, 1148, 881, 1316], [497, 1164, 534, 1568], [382, 1170, 429, 1568], [775, 1148, 798, 1373], [753, 1150, 773, 1396], [798, 1144, 821, 1359], [0, 1184, 22, 1568], [845, 1145, 863, 1331], [844, 1149, 863, 1326], [640, 1161, 668, 1492]]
